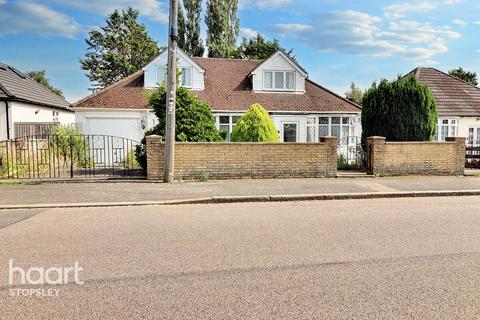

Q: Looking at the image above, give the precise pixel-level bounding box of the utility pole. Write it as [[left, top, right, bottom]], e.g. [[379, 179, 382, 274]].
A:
[[164, 0, 178, 183]]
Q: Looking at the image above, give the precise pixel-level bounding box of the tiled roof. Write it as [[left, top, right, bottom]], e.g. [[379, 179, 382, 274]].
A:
[[74, 57, 361, 113], [0, 63, 71, 110], [413, 67, 480, 117]]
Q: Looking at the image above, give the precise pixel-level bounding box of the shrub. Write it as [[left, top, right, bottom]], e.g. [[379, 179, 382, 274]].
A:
[[361, 75, 438, 141], [230, 104, 279, 142], [135, 85, 223, 170]]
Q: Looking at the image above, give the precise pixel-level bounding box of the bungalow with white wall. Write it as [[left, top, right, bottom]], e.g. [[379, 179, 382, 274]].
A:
[[74, 48, 361, 143], [0, 63, 74, 139], [411, 67, 480, 144]]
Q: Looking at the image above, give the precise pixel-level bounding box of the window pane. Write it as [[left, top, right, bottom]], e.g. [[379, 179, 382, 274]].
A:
[[342, 126, 349, 139], [449, 125, 456, 137], [331, 117, 341, 125], [342, 117, 349, 125], [307, 117, 316, 125], [219, 125, 230, 141], [319, 117, 329, 125], [331, 125, 340, 139], [232, 116, 241, 124], [283, 123, 297, 142], [477, 129, 480, 143], [441, 125, 448, 141], [264, 72, 272, 89], [275, 72, 284, 89], [181, 68, 192, 87], [156, 67, 166, 84], [307, 126, 316, 142], [442, 119, 449, 124], [219, 116, 230, 124], [286, 72, 295, 89], [318, 125, 328, 138], [469, 128, 474, 142]]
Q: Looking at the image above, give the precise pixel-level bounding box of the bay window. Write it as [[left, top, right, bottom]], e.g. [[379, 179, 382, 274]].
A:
[[263, 71, 295, 90], [317, 116, 353, 143], [433, 119, 458, 141]]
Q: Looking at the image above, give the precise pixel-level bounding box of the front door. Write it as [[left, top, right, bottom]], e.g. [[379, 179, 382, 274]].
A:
[[282, 122, 298, 142]]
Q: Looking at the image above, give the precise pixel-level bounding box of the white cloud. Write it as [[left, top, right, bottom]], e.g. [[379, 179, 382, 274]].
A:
[[384, 0, 464, 18], [240, 28, 260, 39], [452, 19, 467, 26], [384, 2, 436, 19], [272, 10, 461, 61], [55, 0, 168, 22], [240, 0, 292, 10], [474, 21, 480, 25], [0, 1, 80, 38]]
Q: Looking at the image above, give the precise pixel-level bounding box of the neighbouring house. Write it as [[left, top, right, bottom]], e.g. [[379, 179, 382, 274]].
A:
[[411, 67, 480, 144], [0, 63, 74, 140], [74, 48, 361, 144]]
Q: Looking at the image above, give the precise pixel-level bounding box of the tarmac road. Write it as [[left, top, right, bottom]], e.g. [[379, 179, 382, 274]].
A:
[[1, 197, 480, 319]]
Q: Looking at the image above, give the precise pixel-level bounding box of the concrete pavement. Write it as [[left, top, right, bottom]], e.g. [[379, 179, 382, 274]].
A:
[[1, 197, 480, 319], [0, 176, 480, 208]]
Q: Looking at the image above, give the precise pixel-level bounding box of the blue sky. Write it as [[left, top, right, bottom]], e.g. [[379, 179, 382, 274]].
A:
[[0, 0, 479, 103]]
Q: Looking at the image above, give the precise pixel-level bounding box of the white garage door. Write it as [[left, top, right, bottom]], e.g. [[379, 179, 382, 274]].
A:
[[88, 118, 143, 142]]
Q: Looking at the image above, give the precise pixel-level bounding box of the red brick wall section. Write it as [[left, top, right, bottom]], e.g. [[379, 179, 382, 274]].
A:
[[367, 136, 465, 176], [146, 135, 338, 181]]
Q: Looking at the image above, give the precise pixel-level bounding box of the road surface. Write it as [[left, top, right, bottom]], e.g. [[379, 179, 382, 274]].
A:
[[1, 197, 480, 319]]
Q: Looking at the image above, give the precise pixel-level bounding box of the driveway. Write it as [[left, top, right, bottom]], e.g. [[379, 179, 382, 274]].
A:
[[1, 197, 480, 319]]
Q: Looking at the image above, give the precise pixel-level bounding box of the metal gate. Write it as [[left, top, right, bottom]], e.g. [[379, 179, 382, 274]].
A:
[[337, 136, 367, 170], [0, 135, 144, 179], [466, 140, 480, 168]]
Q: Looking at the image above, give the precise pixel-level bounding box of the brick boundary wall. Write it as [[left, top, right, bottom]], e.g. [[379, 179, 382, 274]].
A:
[[146, 135, 337, 181], [367, 136, 465, 176]]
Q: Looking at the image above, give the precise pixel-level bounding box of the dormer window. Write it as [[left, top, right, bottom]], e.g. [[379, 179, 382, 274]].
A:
[[263, 71, 295, 91], [155, 66, 192, 88]]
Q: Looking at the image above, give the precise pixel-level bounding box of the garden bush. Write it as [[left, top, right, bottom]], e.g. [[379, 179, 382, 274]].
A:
[[230, 104, 279, 142]]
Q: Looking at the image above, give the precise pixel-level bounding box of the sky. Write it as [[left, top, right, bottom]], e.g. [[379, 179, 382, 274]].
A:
[[0, 0, 479, 103]]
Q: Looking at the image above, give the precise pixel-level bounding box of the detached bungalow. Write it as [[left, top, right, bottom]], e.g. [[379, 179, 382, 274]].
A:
[[0, 63, 74, 140], [411, 67, 480, 144], [74, 49, 361, 143]]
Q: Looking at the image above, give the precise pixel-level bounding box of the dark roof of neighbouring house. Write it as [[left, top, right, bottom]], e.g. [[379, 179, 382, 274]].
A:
[[73, 57, 361, 113], [411, 67, 480, 117], [0, 63, 72, 111]]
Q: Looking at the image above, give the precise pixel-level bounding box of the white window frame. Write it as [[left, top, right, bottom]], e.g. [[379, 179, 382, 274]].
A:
[[180, 67, 193, 88], [281, 121, 299, 142], [263, 70, 296, 91], [155, 65, 167, 85], [433, 118, 459, 141], [215, 114, 243, 141], [317, 115, 354, 144]]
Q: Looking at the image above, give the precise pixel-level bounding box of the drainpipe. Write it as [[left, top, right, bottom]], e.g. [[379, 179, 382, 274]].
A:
[[5, 101, 10, 139]]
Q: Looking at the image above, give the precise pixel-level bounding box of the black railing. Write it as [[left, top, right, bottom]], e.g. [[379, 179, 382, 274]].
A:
[[0, 135, 144, 179], [337, 136, 367, 170], [466, 141, 480, 168]]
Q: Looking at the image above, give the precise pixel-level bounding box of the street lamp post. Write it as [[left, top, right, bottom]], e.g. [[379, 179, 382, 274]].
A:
[[164, 0, 178, 183]]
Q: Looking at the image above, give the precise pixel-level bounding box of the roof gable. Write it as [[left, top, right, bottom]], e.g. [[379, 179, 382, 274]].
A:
[[250, 50, 308, 77], [142, 47, 205, 74]]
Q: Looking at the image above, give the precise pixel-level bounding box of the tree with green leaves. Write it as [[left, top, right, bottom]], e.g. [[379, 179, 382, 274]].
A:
[[26, 70, 63, 97], [180, 0, 205, 57], [178, 5, 187, 52], [361, 75, 438, 142], [448, 67, 478, 86], [205, 0, 239, 58], [148, 85, 222, 142], [231, 104, 279, 142], [236, 34, 281, 60], [345, 82, 363, 105], [80, 7, 161, 91], [135, 85, 222, 169]]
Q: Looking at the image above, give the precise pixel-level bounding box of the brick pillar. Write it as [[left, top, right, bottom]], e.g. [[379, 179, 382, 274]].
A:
[[146, 135, 165, 181], [446, 137, 466, 175], [366, 136, 386, 176], [320, 136, 337, 177]]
